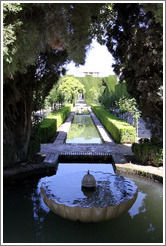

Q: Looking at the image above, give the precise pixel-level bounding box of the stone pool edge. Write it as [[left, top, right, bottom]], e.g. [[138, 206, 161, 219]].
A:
[[3, 102, 163, 184], [3, 158, 163, 184], [115, 163, 163, 183]]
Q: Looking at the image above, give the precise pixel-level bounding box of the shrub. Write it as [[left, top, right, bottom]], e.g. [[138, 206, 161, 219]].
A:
[[39, 104, 73, 143], [28, 116, 41, 160], [91, 104, 136, 143], [132, 138, 163, 166]]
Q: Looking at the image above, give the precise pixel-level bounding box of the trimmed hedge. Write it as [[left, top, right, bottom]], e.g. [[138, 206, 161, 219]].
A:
[[77, 75, 102, 105], [132, 139, 163, 167], [91, 104, 136, 143], [39, 104, 73, 143]]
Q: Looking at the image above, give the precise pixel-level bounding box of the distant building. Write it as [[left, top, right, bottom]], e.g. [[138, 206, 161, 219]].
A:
[[83, 71, 100, 77]]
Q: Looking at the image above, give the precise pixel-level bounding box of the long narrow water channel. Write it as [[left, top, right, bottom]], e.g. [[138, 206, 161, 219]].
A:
[[3, 103, 163, 243], [66, 113, 102, 144]]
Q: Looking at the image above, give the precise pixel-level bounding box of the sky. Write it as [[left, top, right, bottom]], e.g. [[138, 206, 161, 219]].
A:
[[65, 39, 115, 77]]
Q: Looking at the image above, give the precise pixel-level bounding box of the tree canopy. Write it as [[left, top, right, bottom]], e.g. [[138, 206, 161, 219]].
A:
[[3, 3, 104, 79], [3, 3, 104, 166], [3, 2, 163, 166], [101, 3, 163, 141], [58, 76, 85, 104]]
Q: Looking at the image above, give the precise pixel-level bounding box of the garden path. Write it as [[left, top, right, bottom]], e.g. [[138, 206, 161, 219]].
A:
[[39, 99, 133, 165], [4, 99, 163, 183]]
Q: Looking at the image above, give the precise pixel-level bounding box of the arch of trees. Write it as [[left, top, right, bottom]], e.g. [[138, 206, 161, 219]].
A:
[[3, 3, 163, 166]]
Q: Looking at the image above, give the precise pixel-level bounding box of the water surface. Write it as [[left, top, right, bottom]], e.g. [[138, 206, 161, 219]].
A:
[[3, 163, 163, 243], [66, 114, 102, 144]]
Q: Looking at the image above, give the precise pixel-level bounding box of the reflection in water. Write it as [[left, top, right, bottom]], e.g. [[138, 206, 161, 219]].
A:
[[3, 168, 163, 243], [40, 171, 138, 207], [128, 191, 147, 218], [66, 114, 102, 144]]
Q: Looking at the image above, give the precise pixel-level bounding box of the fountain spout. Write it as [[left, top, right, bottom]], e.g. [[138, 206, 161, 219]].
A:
[[81, 170, 96, 191]]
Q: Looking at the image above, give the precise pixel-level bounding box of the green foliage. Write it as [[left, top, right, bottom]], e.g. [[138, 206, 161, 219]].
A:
[[47, 104, 73, 129], [102, 75, 117, 93], [3, 3, 106, 164], [99, 77, 131, 109], [39, 104, 73, 143], [116, 97, 141, 128], [58, 76, 85, 104], [3, 3, 104, 79], [114, 82, 131, 100], [39, 118, 57, 143], [45, 84, 65, 109], [28, 116, 41, 160], [142, 3, 163, 26], [104, 3, 163, 141], [3, 4, 23, 65], [90, 3, 115, 44], [32, 49, 69, 112], [77, 75, 129, 107], [89, 87, 99, 104], [132, 139, 163, 166], [92, 104, 136, 143], [77, 75, 102, 105], [78, 74, 130, 107], [99, 91, 116, 110]]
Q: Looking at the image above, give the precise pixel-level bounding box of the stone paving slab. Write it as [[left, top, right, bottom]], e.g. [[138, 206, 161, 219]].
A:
[[39, 143, 128, 165], [43, 153, 59, 164], [116, 143, 134, 156], [3, 101, 163, 183], [39, 102, 129, 165], [40, 143, 117, 155]]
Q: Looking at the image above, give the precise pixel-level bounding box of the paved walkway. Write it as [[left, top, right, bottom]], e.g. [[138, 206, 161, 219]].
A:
[[39, 99, 163, 183], [39, 100, 130, 165], [3, 100, 163, 183]]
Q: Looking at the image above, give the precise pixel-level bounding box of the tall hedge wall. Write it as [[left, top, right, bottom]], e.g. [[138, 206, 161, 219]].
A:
[[102, 75, 117, 93], [91, 104, 136, 143], [77, 75, 102, 105], [76, 75, 130, 105], [39, 104, 73, 143]]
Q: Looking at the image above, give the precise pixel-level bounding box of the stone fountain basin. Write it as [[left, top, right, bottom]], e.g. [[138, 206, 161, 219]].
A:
[[40, 171, 138, 223]]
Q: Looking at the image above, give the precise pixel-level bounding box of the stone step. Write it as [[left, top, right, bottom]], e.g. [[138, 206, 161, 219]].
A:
[[43, 153, 59, 164]]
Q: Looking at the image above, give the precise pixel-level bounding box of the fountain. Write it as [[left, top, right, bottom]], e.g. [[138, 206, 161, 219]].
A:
[[40, 168, 138, 223]]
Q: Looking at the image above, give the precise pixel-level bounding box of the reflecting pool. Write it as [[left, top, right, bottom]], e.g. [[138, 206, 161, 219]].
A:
[[66, 114, 102, 144], [3, 163, 163, 243]]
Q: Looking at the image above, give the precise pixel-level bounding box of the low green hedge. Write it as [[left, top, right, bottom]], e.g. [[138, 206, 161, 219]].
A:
[[91, 104, 136, 143], [132, 139, 163, 167], [39, 104, 73, 143]]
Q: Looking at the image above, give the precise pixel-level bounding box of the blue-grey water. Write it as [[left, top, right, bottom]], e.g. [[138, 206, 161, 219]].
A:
[[3, 163, 163, 243], [40, 164, 138, 207]]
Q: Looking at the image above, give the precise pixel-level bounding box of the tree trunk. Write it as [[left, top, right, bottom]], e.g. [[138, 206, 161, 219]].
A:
[[3, 72, 34, 167]]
